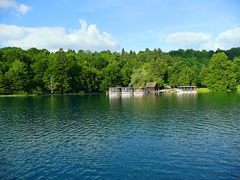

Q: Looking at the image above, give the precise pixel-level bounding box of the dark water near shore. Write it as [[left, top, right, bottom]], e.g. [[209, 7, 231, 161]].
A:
[[0, 92, 239, 179]]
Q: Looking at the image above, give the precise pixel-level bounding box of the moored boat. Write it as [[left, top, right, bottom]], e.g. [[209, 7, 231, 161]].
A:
[[134, 87, 147, 95], [176, 86, 197, 93]]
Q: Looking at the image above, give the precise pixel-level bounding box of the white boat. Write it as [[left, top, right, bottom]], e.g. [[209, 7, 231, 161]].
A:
[[108, 86, 147, 95], [108, 87, 121, 94], [176, 86, 197, 93], [134, 87, 147, 95], [121, 87, 134, 94]]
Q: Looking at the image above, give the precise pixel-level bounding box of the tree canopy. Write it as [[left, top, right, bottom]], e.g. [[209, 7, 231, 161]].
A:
[[0, 47, 239, 95]]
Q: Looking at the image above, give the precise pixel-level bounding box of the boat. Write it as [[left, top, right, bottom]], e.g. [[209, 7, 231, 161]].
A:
[[134, 87, 147, 95], [108, 86, 147, 95], [176, 86, 197, 93], [108, 87, 122, 94], [121, 87, 134, 94]]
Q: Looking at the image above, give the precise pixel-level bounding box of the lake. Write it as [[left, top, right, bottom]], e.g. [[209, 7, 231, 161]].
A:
[[0, 92, 239, 179]]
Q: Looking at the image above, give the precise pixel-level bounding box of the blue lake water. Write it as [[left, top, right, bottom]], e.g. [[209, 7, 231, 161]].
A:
[[0, 92, 239, 179]]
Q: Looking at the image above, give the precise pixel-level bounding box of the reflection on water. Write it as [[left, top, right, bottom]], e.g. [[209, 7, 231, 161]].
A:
[[108, 93, 199, 115], [0, 93, 239, 179]]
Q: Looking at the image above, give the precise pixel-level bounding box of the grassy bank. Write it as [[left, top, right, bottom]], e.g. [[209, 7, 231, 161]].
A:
[[237, 85, 240, 91], [197, 85, 240, 92], [0, 92, 88, 97], [197, 88, 211, 93], [0, 94, 32, 97]]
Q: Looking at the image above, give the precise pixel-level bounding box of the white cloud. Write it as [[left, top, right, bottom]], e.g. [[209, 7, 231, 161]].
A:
[[216, 27, 240, 48], [167, 28, 240, 51], [0, 24, 26, 41], [0, 0, 31, 15], [18, 3, 30, 14], [167, 32, 211, 48], [200, 42, 223, 51], [201, 27, 240, 50], [0, 19, 120, 52]]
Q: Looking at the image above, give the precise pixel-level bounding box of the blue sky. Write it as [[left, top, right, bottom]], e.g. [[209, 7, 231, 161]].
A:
[[0, 0, 239, 52]]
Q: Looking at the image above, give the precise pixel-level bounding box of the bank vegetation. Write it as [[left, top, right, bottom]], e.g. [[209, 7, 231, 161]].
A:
[[0, 47, 239, 95]]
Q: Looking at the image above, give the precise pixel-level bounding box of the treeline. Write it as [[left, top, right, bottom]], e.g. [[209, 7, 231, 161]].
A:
[[0, 47, 239, 95]]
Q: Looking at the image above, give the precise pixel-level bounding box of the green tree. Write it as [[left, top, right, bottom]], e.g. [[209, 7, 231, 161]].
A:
[[203, 53, 237, 90], [178, 66, 196, 86], [43, 66, 56, 94], [5, 59, 30, 94], [0, 71, 8, 94], [199, 65, 209, 87], [80, 66, 99, 93], [32, 57, 48, 94], [53, 49, 71, 93], [168, 60, 192, 87], [100, 62, 122, 91], [91, 56, 108, 70], [43, 49, 71, 94], [1, 46, 240, 94], [147, 54, 172, 86], [68, 62, 82, 93], [121, 67, 133, 86], [233, 57, 240, 84], [129, 68, 149, 87]]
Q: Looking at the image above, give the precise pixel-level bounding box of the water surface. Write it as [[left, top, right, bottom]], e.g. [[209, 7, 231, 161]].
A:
[[0, 92, 239, 179]]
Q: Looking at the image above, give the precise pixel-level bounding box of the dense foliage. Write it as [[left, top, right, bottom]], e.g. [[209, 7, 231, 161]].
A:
[[0, 47, 239, 94]]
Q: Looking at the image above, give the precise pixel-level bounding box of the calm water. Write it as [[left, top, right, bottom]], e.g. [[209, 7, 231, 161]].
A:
[[0, 92, 239, 179]]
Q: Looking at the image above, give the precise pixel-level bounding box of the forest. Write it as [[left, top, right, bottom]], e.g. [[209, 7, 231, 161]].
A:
[[0, 47, 239, 95]]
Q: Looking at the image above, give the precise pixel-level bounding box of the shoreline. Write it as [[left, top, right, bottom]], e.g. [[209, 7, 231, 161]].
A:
[[1, 87, 240, 97]]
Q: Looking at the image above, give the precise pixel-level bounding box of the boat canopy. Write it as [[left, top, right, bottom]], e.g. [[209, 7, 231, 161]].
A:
[[177, 86, 197, 90]]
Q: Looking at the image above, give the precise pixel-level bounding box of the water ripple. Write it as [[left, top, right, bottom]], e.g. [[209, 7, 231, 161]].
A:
[[0, 93, 239, 179]]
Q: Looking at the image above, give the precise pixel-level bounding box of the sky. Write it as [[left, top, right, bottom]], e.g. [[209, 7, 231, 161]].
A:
[[0, 0, 239, 52]]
